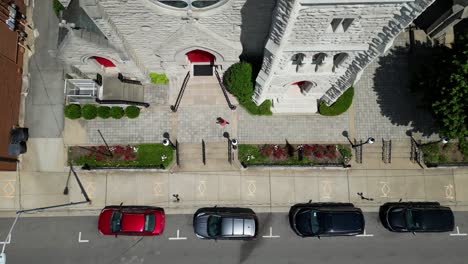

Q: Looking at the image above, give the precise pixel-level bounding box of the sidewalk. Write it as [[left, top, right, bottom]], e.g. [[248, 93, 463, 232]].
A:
[[1, 167, 467, 217]]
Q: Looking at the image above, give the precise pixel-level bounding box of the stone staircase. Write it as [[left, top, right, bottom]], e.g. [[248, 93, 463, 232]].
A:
[[352, 139, 420, 169], [176, 142, 238, 172], [179, 76, 238, 107], [271, 97, 318, 114]]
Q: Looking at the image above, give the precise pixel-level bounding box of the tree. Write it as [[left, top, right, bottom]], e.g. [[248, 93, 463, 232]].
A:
[[431, 35, 468, 139]]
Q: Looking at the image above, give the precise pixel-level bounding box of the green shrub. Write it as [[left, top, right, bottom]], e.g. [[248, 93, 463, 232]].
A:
[[125, 106, 140, 119], [149, 72, 169, 85], [223, 62, 253, 101], [64, 104, 81, 119], [110, 106, 124, 119], [319, 87, 354, 116], [459, 137, 468, 157], [338, 145, 352, 160], [421, 143, 441, 164], [81, 104, 98, 120], [53, 0, 64, 17], [97, 106, 111, 119]]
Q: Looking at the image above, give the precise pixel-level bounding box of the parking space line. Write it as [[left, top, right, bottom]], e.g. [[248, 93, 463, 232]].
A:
[[262, 227, 280, 238], [356, 230, 374, 237], [0, 234, 11, 245], [168, 229, 187, 240], [78, 232, 89, 243], [450, 226, 467, 237]]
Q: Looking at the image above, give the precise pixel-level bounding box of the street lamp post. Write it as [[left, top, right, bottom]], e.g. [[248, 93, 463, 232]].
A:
[[162, 132, 176, 149], [352, 137, 375, 148]]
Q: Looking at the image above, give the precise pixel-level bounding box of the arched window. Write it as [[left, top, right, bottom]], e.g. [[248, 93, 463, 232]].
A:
[[333, 53, 349, 71], [312, 53, 327, 65], [291, 53, 305, 65], [157, 0, 224, 9]]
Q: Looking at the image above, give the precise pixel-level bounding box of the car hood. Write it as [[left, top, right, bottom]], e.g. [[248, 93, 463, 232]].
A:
[[98, 209, 114, 235], [388, 208, 407, 230], [153, 211, 165, 235], [194, 215, 209, 238]]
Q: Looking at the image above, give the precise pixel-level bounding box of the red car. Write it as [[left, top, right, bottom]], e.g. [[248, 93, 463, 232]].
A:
[[98, 205, 165, 236]]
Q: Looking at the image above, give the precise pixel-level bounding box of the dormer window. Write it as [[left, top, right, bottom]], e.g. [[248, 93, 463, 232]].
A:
[[328, 18, 354, 33], [157, 0, 225, 9]]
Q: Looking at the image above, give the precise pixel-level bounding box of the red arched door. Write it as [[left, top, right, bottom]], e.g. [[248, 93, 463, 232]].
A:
[[186, 50, 215, 76]]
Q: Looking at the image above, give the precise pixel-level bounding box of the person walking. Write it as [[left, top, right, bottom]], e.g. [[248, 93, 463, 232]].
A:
[[216, 117, 229, 127]]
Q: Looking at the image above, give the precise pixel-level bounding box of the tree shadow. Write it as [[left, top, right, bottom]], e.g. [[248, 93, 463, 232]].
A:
[[371, 39, 449, 137]]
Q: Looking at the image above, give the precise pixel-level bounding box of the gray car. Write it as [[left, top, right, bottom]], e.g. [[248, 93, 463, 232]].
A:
[[193, 207, 258, 240]]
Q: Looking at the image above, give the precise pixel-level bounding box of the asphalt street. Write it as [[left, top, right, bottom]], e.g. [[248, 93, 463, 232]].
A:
[[0, 212, 467, 264]]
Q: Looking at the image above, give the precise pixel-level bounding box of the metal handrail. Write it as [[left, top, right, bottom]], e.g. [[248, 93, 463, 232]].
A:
[[214, 68, 236, 110], [95, 98, 149, 108], [202, 140, 206, 165], [170, 71, 190, 112], [227, 140, 232, 164]]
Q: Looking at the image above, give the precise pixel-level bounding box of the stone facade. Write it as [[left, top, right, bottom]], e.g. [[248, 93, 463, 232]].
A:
[[254, 0, 436, 113], [58, 0, 434, 113]]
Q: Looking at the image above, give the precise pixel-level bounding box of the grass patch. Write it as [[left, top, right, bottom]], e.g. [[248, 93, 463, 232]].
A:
[[69, 144, 174, 168], [319, 87, 354, 116]]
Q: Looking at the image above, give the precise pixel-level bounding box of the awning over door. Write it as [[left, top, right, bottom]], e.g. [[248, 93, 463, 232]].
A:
[[92, 56, 116, 67], [186, 50, 215, 63]]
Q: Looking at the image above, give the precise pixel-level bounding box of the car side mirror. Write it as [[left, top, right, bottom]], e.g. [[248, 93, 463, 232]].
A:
[[412, 232, 416, 236], [115, 234, 118, 238], [399, 198, 402, 202], [317, 236, 321, 240]]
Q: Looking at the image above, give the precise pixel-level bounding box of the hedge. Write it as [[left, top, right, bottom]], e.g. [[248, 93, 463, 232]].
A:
[[125, 106, 140, 119], [110, 106, 125, 119], [319, 87, 354, 116], [223, 62, 272, 116], [97, 106, 111, 119], [64, 104, 81, 119], [81, 104, 98, 120]]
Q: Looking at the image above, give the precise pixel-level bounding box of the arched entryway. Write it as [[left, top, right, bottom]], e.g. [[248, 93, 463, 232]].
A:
[[291, 80, 316, 95], [91, 56, 116, 68], [186, 49, 215, 76]]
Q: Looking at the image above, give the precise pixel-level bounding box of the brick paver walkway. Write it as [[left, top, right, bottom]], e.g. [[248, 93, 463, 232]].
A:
[[353, 32, 437, 141], [82, 32, 438, 145]]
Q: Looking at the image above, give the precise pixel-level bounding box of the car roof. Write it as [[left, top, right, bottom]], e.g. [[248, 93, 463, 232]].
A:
[[321, 211, 364, 233], [121, 213, 145, 232], [411, 207, 454, 231], [221, 217, 256, 237]]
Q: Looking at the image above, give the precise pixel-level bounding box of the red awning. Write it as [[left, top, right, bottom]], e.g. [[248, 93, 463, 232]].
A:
[[186, 50, 215, 63], [93, 56, 116, 67], [292, 81, 306, 86]]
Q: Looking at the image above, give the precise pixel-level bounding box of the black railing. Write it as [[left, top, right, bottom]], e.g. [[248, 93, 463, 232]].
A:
[[170, 71, 190, 112], [227, 140, 232, 164], [410, 137, 424, 168], [214, 68, 236, 110], [95, 98, 150, 108], [354, 139, 363, 164], [202, 140, 206, 165], [382, 139, 392, 163]]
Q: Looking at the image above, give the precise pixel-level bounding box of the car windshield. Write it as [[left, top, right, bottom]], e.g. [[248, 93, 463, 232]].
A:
[[144, 215, 155, 232], [406, 209, 422, 231], [111, 211, 122, 233], [207, 215, 222, 237]]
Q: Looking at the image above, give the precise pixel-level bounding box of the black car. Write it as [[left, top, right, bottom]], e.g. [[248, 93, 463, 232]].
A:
[[193, 207, 258, 240], [379, 202, 454, 233], [289, 203, 365, 237]]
